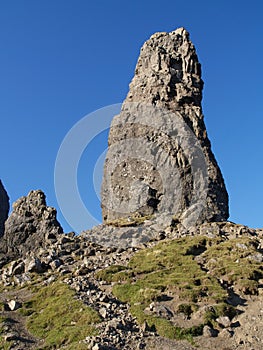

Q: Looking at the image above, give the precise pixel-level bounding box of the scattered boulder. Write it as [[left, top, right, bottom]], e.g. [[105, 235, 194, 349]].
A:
[[4, 333, 18, 341], [216, 316, 231, 328], [203, 325, 218, 338], [0, 180, 9, 237], [49, 259, 62, 270], [219, 328, 234, 338], [25, 257, 45, 273], [7, 300, 22, 311], [9, 260, 25, 275], [153, 304, 173, 320], [101, 27, 229, 228]]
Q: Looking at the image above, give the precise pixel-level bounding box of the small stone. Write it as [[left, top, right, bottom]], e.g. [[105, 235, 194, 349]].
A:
[[99, 307, 107, 319], [99, 294, 109, 302], [154, 304, 173, 319], [12, 261, 25, 275], [67, 231, 75, 238], [50, 259, 62, 270], [92, 344, 100, 350], [203, 325, 217, 337], [248, 253, 263, 263], [158, 231, 166, 240], [216, 316, 231, 328], [236, 243, 248, 250], [149, 302, 155, 311], [25, 257, 43, 273], [141, 321, 150, 332], [46, 275, 56, 284], [7, 300, 22, 311], [219, 328, 234, 338], [8, 261, 20, 276], [74, 265, 90, 276], [13, 273, 31, 286], [60, 235, 73, 244], [4, 333, 17, 341]]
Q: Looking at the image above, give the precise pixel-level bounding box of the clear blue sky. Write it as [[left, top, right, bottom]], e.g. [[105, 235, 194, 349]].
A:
[[1, 0, 262, 232]]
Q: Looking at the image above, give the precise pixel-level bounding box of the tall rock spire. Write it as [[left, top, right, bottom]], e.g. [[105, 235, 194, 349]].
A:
[[101, 28, 229, 227]]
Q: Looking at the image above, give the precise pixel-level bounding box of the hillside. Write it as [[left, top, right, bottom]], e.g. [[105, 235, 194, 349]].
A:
[[0, 217, 262, 349]]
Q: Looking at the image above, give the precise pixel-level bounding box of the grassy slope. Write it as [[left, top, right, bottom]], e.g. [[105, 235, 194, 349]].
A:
[[97, 235, 263, 340], [1, 233, 262, 348], [19, 281, 100, 350]]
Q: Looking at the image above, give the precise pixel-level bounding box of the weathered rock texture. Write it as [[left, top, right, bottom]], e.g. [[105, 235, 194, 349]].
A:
[[101, 27, 229, 227], [0, 180, 9, 237], [0, 190, 62, 261]]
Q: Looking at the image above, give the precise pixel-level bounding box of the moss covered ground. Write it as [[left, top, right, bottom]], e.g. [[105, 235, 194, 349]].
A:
[[96, 235, 263, 340], [20, 281, 100, 349]]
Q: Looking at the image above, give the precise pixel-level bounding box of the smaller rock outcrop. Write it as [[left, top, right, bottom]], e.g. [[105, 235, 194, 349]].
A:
[[0, 190, 63, 261], [0, 180, 9, 237]]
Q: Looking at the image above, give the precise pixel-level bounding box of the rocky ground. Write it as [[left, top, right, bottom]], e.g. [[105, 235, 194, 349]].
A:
[[0, 220, 262, 350]]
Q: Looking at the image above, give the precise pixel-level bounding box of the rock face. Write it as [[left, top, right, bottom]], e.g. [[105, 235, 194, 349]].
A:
[[101, 27, 229, 227], [1, 190, 63, 260], [0, 180, 9, 237]]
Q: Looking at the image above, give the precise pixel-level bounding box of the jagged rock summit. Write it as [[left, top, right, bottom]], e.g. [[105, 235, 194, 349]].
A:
[[0, 180, 9, 237], [101, 27, 229, 227], [0, 190, 63, 263]]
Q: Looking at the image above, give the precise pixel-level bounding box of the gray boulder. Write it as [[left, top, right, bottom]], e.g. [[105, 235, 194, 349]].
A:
[[0, 180, 9, 237], [101, 28, 229, 228]]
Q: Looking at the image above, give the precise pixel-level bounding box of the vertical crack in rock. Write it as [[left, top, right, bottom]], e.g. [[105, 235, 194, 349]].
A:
[[101, 27, 229, 227]]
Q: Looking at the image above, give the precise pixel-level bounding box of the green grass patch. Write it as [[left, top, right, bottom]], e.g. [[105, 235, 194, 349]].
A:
[[112, 236, 227, 304], [201, 237, 263, 294], [0, 337, 11, 350], [98, 235, 262, 340], [99, 236, 230, 340], [129, 304, 203, 341], [95, 265, 132, 283], [21, 281, 101, 349], [62, 343, 93, 350]]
